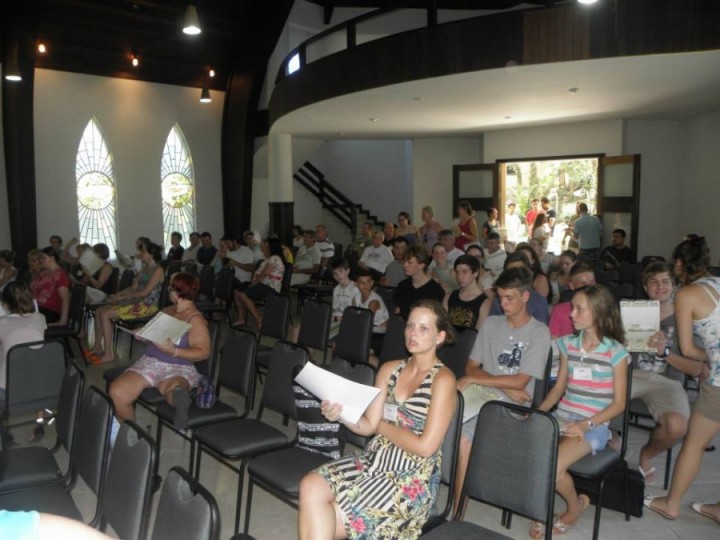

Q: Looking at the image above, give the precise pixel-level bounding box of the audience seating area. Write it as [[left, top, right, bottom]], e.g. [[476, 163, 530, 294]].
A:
[[1, 241, 718, 540]]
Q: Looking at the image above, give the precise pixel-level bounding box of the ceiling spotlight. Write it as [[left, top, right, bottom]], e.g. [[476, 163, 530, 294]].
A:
[[200, 84, 212, 103], [131, 54, 139, 67], [368, 118, 379, 123], [568, 87, 579, 94], [504, 116, 512, 120], [4, 51, 21, 81], [577, 0, 599, 4], [183, 4, 202, 35], [37, 42, 47, 54], [209, 68, 215, 78]]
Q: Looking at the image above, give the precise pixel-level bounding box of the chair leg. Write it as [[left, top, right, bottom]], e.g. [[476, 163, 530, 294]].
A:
[[244, 476, 254, 534], [234, 460, 249, 534], [664, 448, 672, 490], [193, 445, 203, 481]]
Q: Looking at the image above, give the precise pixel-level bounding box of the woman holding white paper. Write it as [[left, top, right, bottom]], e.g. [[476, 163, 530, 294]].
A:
[[298, 300, 457, 540], [109, 272, 210, 429]]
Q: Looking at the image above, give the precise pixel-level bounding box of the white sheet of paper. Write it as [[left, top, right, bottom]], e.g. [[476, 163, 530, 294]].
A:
[[136, 312, 191, 346], [79, 250, 104, 276], [294, 362, 381, 425], [620, 300, 660, 352]]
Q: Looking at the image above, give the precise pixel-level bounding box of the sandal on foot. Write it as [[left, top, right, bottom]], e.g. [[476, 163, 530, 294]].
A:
[[528, 521, 545, 539], [551, 516, 573, 536], [691, 502, 720, 526], [644, 497, 677, 520], [88, 353, 114, 365], [639, 465, 657, 484]]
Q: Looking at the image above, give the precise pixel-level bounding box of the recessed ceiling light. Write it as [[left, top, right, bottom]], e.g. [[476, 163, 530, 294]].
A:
[[37, 42, 47, 54], [577, 0, 599, 5], [568, 87, 579, 94], [131, 54, 139, 67], [368, 118, 379, 122], [412, 97, 423, 101], [504, 116, 512, 120], [209, 68, 215, 78]]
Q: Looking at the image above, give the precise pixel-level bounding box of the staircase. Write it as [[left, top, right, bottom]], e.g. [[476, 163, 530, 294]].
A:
[[293, 161, 381, 238]]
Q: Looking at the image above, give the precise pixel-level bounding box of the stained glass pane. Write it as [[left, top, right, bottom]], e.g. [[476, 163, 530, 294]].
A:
[[161, 124, 196, 249], [76, 118, 118, 252]]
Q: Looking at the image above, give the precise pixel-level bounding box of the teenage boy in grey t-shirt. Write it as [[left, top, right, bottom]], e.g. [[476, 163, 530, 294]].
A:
[[453, 266, 551, 513]]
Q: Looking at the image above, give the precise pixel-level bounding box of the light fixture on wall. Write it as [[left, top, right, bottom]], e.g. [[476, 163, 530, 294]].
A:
[[200, 83, 212, 103], [183, 4, 202, 35]]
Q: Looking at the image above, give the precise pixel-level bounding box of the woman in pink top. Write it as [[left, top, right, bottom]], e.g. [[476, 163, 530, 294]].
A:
[[31, 247, 70, 326]]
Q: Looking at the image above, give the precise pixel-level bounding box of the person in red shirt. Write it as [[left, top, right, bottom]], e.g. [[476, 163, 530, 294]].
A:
[[31, 247, 71, 325], [525, 198, 541, 234]]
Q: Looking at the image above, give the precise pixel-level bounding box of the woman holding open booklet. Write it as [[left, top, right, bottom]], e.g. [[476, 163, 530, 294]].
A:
[[298, 300, 457, 540], [109, 272, 210, 429]]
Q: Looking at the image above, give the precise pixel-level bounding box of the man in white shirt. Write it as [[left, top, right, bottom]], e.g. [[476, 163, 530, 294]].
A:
[[291, 230, 322, 286], [505, 201, 524, 250], [242, 231, 265, 263], [181, 232, 201, 265], [224, 234, 255, 290], [315, 224, 335, 280], [359, 231, 394, 279], [483, 231, 507, 280]]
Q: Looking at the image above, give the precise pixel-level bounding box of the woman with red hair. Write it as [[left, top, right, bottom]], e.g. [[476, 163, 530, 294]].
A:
[[109, 272, 210, 429]]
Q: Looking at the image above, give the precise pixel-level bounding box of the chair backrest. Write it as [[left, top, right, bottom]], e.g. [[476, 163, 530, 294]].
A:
[[425, 391, 464, 529], [465, 401, 558, 526], [106, 266, 120, 295], [157, 274, 172, 309], [280, 263, 294, 296], [531, 347, 554, 408], [260, 293, 290, 341], [5, 339, 66, 417], [55, 361, 85, 455], [334, 306, 373, 365], [194, 320, 220, 379], [328, 358, 376, 450], [166, 259, 182, 276], [260, 342, 308, 419], [437, 328, 477, 380], [213, 268, 235, 302], [67, 283, 87, 331], [333, 243, 343, 260], [184, 262, 198, 275], [151, 467, 220, 540], [297, 300, 332, 351], [72, 386, 113, 507], [218, 328, 257, 412], [374, 285, 396, 317], [118, 268, 135, 291], [378, 315, 408, 365], [610, 361, 634, 457], [198, 265, 215, 299], [101, 420, 157, 540]]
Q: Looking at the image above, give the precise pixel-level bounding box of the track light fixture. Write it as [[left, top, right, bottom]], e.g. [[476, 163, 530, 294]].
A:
[[183, 4, 202, 35], [200, 84, 211, 103]]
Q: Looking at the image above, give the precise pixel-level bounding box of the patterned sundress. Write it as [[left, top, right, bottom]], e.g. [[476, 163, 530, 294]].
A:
[[317, 360, 443, 540]]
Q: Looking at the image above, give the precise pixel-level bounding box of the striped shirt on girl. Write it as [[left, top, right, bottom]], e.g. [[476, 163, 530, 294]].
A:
[[556, 331, 629, 424]]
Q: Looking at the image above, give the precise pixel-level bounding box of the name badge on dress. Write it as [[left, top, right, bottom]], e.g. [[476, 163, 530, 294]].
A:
[[574, 366, 593, 381], [383, 403, 398, 422]]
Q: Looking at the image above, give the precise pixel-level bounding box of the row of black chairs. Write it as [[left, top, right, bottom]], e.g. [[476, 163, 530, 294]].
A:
[[0, 350, 220, 540]]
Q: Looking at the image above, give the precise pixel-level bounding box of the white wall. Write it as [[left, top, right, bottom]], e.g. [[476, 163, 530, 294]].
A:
[[680, 110, 720, 259], [0, 74, 10, 250], [483, 119, 623, 162], [312, 139, 413, 224], [33, 69, 224, 253], [412, 137, 483, 228], [623, 120, 684, 258]]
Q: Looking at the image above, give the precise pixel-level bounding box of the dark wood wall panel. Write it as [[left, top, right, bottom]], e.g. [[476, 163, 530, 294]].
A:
[[522, 6, 590, 65]]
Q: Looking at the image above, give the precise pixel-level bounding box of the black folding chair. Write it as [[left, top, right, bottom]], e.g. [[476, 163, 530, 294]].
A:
[[0, 362, 84, 493], [150, 466, 220, 540], [3, 339, 66, 429], [377, 314, 408, 365], [421, 402, 559, 540], [437, 328, 477, 380], [192, 342, 307, 534], [242, 358, 376, 535], [334, 306, 373, 366], [45, 283, 87, 362], [296, 300, 332, 365]]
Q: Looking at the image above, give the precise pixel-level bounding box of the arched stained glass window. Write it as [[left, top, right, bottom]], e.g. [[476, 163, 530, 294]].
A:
[[76, 118, 118, 252], [161, 124, 196, 249]]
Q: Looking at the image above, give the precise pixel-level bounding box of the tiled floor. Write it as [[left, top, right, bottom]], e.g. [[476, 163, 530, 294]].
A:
[[12, 336, 720, 540]]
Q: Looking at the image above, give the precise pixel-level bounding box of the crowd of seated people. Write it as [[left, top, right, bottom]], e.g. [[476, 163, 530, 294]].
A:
[[1, 218, 719, 539]]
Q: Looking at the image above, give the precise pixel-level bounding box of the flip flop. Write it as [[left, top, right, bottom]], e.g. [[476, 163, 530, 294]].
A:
[[88, 352, 113, 365], [528, 521, 545, 539], [551, 495, 591, 536], [691, 502, 720, 526], [638, 465, 657, 484], [644, 497, 677, 520]]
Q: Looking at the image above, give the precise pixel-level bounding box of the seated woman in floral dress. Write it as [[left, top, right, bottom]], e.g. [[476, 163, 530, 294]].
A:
[[298, 300, 457, 539]]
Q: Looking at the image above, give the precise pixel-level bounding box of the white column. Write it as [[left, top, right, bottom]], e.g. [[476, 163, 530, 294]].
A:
[[268, 132, 293, 202]]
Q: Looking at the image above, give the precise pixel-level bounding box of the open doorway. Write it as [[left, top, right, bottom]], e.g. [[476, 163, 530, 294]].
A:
[[500, 156, 600, 253]]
